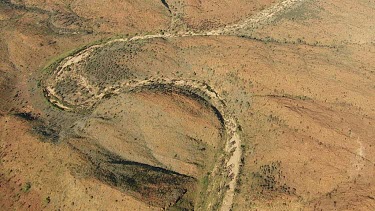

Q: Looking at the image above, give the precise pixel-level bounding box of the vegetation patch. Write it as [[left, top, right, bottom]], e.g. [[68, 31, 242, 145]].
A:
[[251, 161, 296, 196]]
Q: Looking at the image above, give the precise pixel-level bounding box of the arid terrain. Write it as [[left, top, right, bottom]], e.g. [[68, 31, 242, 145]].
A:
[[1, 0, 375, 210]]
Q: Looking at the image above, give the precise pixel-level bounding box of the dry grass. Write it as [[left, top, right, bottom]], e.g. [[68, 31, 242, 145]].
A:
[[1, 0, 374, 210]]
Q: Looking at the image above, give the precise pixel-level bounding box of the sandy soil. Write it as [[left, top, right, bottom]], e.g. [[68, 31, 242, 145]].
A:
[[1, 0, 374, 210], [42, 1, 310, 209]]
